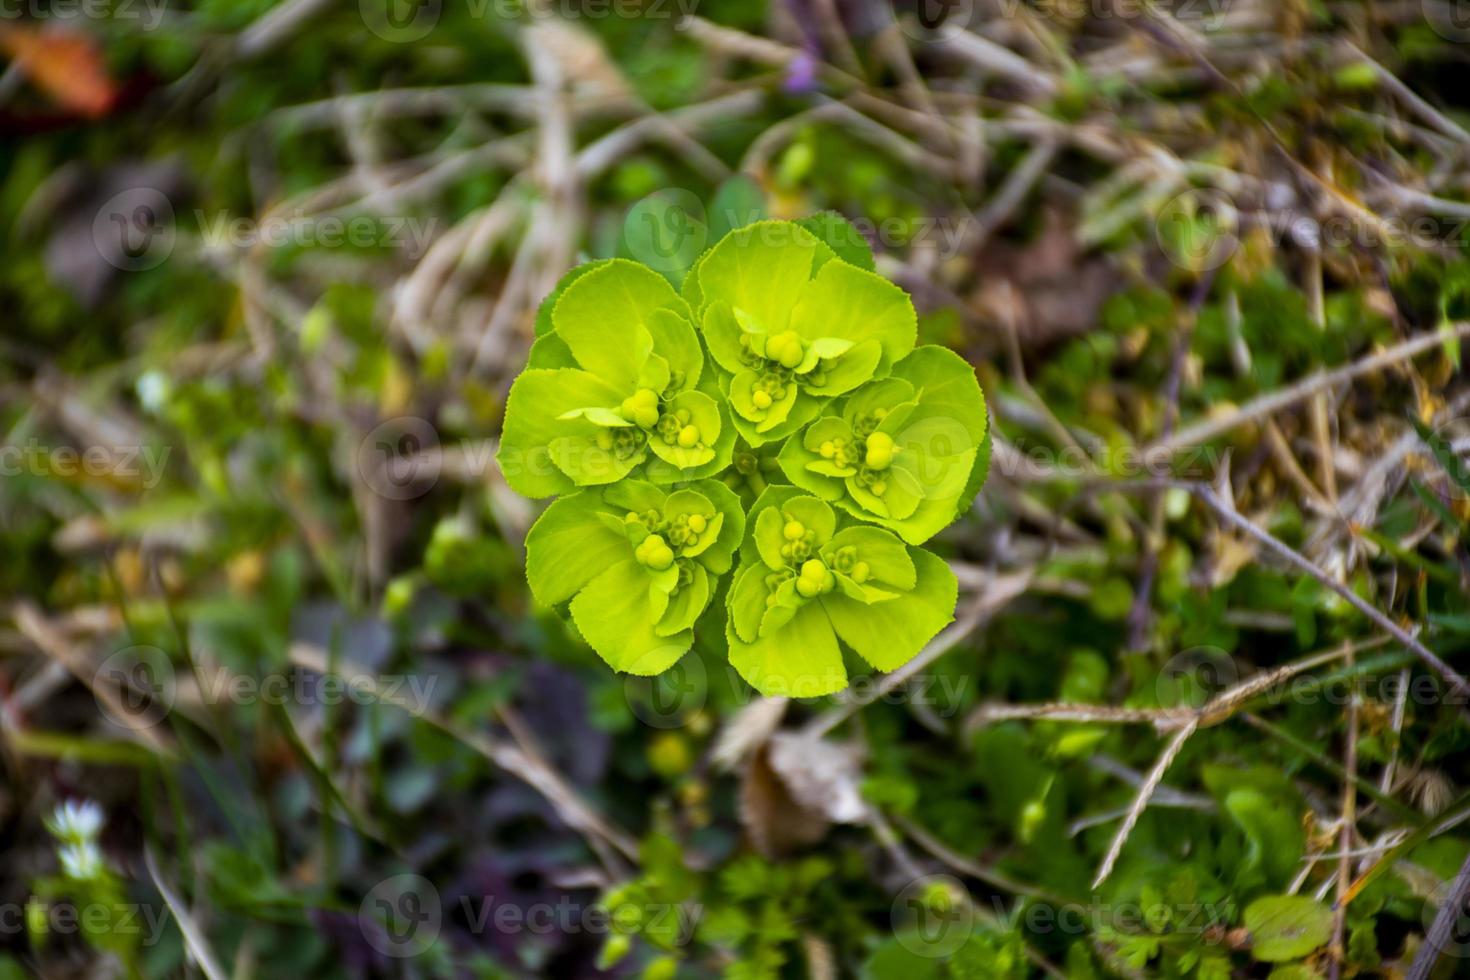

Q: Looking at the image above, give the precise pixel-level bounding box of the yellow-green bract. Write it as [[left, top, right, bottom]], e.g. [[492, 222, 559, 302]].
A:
[[500, 216, 989, 696]]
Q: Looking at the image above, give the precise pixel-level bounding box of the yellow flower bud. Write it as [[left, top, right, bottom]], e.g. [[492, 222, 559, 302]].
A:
[[865, 432, 896, 470]]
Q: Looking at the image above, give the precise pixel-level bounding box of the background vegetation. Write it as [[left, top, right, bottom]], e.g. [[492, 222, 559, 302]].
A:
[[2, 0, 1470, 976]]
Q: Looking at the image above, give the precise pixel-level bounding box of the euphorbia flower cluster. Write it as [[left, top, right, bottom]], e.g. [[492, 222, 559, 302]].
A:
[[499, 217, 989, 696]]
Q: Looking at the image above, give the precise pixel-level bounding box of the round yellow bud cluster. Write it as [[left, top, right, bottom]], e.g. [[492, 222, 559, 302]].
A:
[[796, 559, 836, 597], [763, 330, 805, 369], [620, 388, 661, 428], [830, 545, 871, 583], [819, 436, 859, 469], [780, 518, 818, 563], [634, 533, 675, 570], [655, 407, 703, 449], [864, 431, 896, 470]]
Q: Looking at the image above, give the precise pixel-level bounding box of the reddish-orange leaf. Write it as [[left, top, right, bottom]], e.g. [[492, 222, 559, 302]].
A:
[[0, 23, 116, 118]]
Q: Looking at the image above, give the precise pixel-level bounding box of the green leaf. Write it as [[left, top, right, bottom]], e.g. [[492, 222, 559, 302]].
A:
[[820, 547, 956, 671], [693, 220, 820, 334], [754, 504, 791, 570], [534, 260, 604, 337], [548, 432, 644, 486], [1224, 788, 1305, 889], [657, 564, 711, 636], [727, 598, 847, 697], [822, 526, 915, 590], [796, 211, 875, 271], [527, 332, 577, 370], [497, 368, 627, 498], [1411, 416, 1470, 498], [552, 259, 685, 391], [789, 259, 915, 375], [1243, 895, 1333, 962], [604, 479, 668, 516], [700, 301, 749, 375], [645, 307, 703, 392], [570, 558, 692, 674], [891, 345, 988, 447], [728, 562, 771, 643], [691, 477, 746, 574], [558, 406, 633, 427], [525, 491, 631, 606], [812, 339, 884, 398]]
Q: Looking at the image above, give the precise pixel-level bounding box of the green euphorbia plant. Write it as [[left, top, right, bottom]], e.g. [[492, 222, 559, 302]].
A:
[[497, 259, 734, 497], [500, 215, 989, 695], [775, 346, 990, 544], [525, 479, 745, 674], [682, 221, 917, 445], [725, 488, 959, 696]]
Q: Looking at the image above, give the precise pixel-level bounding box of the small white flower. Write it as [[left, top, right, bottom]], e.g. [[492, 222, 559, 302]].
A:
[[135, 370, 171, 414], [58, 842, 105, 882], [46, 799, 105, 844]]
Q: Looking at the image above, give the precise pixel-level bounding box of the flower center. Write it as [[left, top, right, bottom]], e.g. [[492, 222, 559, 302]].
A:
[[635, 534, 674, 570], [853, 408, 889, 439], [597, 427, 647, 459], [778, 519, 819, 564], [831, 545, 871, 583], [818, 436, 859, 469], [750, 370, 789, 411], [620, 388, 662, 429], [796, 559, 835, 597], [764, 330, 805, 369], [865, 431, 896, 470]]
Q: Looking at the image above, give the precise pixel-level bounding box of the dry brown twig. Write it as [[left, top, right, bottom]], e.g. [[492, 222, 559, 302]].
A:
[[968, 635, 1393, 890]]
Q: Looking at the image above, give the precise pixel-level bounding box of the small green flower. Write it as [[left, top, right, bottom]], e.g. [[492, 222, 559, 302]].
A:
[[682, 221, 916, 446], [526, 478, 745, 673], [776, 346, 990, 544], [501, 214, 988, 698], [719, 436, 785, 506], [725, 488, 958, 696], [497, 259, 733, 497]]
